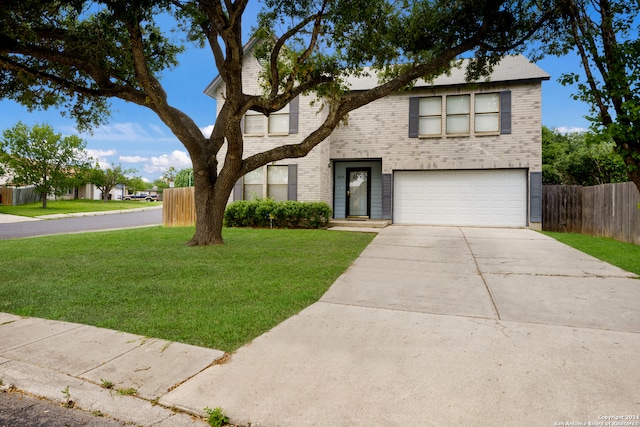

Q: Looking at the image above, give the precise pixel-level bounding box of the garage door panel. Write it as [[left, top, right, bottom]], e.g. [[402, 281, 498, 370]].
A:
[[394, 170, 527, 227]]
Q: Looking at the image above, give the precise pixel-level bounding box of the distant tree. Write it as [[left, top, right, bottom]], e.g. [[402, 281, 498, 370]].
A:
[[541, 126, 627, 186], [153, 178, 169, 195], [126, 176, 148, 194], [543, 0, 640, 191], [0, 122, 90, 208], [174, 168, 194, 187], [85, 163, 134, 201], [161, 167, 177, 185], [542, 126, 569, 185]]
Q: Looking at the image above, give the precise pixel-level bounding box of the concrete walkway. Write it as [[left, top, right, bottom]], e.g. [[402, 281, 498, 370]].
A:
[[1, 226, 639, 426]]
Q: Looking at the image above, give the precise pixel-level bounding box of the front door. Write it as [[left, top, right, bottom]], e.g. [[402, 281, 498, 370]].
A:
[[346, 168, 371, 218]]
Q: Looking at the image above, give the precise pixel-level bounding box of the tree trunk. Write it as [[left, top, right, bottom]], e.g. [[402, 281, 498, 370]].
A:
[[41, 192, 47, 209], [188, 165, 238, 246]]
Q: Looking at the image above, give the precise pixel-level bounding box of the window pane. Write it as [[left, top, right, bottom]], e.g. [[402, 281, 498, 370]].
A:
[[446, 115, 470, 134], [267, 165, 288, 184], [475, 93, 499, 113], [244, 168, 263, 184], [475, 113, 499, 132], [447, 95, 470, 114], [419, 97, 441, 115], [268, 185, 288, 201], [268, 113, 289, 134], [243, 184, 262, 200], [244, 114, 263, 134], [419, 116, 441, 135]]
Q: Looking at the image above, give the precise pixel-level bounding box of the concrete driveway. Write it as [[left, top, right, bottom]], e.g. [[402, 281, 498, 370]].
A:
[[163, 226, 640, 426]]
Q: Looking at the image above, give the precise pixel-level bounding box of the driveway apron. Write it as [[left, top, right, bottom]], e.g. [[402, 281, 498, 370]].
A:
[[162, 226, 640, 426]]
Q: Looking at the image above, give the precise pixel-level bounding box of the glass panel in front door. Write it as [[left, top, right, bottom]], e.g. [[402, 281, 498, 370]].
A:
[[348, 170, 368, 217]]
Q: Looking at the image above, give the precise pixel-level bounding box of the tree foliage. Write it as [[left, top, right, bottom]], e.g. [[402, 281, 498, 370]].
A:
[[0, 0, 557, 244], [84, 163, 134, 201], [126, 176, 148, 194], [174, 167, 194, 187], [540, 0, 640, 191], [0, 122, 90, 208], [542, 126, 627, 186]]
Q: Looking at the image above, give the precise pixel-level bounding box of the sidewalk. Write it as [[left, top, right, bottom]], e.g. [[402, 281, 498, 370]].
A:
[[0, 312, 218, 426], [1, 226, 639, 426]]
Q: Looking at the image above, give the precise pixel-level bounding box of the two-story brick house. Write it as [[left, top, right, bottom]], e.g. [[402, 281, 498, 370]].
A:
[[205, 42, 549, 228]]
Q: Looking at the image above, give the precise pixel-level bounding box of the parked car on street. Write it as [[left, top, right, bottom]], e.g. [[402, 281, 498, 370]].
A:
[[123, 194, 158, 202]]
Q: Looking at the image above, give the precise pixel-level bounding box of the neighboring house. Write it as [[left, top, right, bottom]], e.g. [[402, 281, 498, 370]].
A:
[[59, 183, 127, 201], [205, 43, 549, 229]]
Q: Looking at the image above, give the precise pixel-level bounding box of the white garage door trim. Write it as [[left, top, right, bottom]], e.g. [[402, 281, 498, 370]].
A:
[[393, 169, 527, 227]]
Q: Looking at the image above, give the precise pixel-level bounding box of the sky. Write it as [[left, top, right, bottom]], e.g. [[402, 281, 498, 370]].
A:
[[0, 5, 592, 183]]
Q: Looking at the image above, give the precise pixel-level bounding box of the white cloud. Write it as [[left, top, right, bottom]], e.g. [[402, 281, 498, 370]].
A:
[[554, 126, 588, 134], [86, 148, 117, 169], [87, 148, 117, 158], [120, 155, 149, 163], [144, 150, 192, 174], [200, 125, 214, 138], [84, 122, 175, 143]]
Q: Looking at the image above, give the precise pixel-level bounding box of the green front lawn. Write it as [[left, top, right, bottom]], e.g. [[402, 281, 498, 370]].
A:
[[0, 227, 374, 352], [542, 231, 640, 275], [0, 199, 159, 217]]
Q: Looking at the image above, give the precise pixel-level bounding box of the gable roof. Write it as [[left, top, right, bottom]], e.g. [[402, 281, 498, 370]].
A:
[[204, 53, 549, 99], [345, 55, 550, 91]]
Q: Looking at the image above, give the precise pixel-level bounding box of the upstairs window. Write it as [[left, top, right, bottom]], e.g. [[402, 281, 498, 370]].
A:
[[243, 96, 299, 136], [244, 110, 264, 135], [418, 97, 442, 136], [409, 91, 510, 138], [475, 93, 500, 133], [446, 95, 470, 134], [268, 105, 290, 135]]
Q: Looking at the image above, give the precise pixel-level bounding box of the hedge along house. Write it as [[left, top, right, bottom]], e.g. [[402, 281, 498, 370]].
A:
[[205, 41, 549, 228]]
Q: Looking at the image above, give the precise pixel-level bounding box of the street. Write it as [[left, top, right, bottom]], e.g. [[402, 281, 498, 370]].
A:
[[0, 208, 162, 240]]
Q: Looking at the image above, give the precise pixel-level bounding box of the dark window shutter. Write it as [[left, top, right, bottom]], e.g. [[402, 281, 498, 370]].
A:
[[382, 173, 392, 219], [500, 90, 511, 134], [233, 178, 243, 201], [408, 97, 419, 138], [289, 96, 299, 134], [530, 171, 542, 223], [287, 164, 298, 200]]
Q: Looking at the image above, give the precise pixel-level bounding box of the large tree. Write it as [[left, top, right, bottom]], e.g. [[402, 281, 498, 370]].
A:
[[0, 0, 556, 244], [547, 0, 640, 191], [0, 122, 90, 208]]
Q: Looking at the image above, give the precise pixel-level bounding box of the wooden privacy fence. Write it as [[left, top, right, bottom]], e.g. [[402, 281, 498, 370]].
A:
[[0, 186, 40, 206], [162, 187, 196, 227], [543, 182, 640, 245]]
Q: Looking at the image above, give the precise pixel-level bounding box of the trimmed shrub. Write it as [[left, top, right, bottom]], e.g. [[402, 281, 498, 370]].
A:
[[224, 199, 332, 229]]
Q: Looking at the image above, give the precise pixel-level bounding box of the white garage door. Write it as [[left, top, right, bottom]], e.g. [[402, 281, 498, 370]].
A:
[[394, 169, 527, 227]]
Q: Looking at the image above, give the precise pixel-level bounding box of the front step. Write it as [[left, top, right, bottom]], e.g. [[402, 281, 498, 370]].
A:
[[329, 219, 390, 229]]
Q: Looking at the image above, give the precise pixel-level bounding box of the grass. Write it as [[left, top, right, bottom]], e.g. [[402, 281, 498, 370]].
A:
[[542, 231, 640, 275], [0, 227, 375, 352], [0, 199, 159, 217]]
